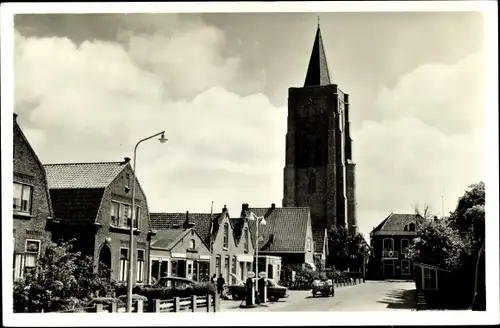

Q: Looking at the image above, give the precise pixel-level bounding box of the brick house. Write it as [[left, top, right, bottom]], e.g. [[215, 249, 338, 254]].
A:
[[149, 216, 211, 284], [150, 206, 255, 285], [44, 158, 153, 283], [240, 203, 321, 275], [13, 113, 54, 280], [368, 213, 426, 280]]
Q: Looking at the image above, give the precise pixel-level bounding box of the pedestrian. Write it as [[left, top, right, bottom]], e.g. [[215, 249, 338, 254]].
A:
[[211, 274, 217, 284], [217, 274, 226, 297]]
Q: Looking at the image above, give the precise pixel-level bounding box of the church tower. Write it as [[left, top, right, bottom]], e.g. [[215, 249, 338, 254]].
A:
[[282, 24, 359, 238]]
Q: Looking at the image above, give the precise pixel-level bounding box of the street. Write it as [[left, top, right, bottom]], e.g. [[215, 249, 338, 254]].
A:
[[221, 280, 418, 312]]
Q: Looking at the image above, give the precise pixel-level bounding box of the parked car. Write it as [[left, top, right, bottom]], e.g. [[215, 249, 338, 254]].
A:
[[226, 273, 289, 302], [311, 279, 334, 297], [154, 276, 197, 288]]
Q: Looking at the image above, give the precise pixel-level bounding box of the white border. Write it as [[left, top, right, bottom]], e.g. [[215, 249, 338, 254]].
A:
[[2, 1, 498, 326]]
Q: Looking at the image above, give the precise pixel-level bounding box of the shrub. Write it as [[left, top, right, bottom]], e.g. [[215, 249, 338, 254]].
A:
[[115, 281, 215, 300]]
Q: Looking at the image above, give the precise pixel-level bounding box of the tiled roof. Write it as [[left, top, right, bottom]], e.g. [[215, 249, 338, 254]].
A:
[[246, 207, 310, 253], [312, 228, 326, 253], [150, 212, 221, 248], [371, 213, 426, 232], [44, 162, 127, 189], [151, 229, 188, 250], [50, 188, 105, 224]]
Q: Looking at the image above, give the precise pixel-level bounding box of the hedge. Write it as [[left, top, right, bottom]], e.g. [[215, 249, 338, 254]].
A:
[[114, 282, 216, 300]]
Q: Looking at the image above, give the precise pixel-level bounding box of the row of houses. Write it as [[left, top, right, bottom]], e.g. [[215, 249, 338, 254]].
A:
[[13, 113, 327, 285]]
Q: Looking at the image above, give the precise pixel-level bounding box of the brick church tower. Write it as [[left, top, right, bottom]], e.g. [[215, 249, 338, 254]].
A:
[[282, 24, 359, 239]]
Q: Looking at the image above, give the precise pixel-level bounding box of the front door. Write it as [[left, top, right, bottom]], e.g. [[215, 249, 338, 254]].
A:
[[186, 260, 193, 280], [383, 259, 395, 279]]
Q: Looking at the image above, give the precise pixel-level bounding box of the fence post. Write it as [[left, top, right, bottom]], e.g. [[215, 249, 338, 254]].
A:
[[213, 293, 220, 312], [154, 299, 161, 313], [96, 304, 104, 312], [137, 299, 144, 313], [206, 294, 212, 312], [173, 297, 180, 312], [111, 301, 117, 313], [191, 295, 197, 312]]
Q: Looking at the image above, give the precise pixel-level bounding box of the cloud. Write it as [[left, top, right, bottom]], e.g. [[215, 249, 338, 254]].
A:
[[353, 54, 485, 235], [14, 27, 286, 218], [372, 52, 485, 135], [13, 18, 485, 237]]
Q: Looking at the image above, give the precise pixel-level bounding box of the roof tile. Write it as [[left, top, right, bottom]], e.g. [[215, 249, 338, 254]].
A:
[[44, 162, 127, 189]]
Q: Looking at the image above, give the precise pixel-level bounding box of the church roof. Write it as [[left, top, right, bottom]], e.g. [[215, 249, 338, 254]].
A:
[[304, 26, 331, 87]]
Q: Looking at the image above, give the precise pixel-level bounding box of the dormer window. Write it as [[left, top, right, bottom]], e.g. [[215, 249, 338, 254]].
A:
[[409, 223, 415, 231]]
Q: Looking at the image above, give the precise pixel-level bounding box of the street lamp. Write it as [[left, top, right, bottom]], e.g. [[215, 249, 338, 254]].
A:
[[126, 131, 168, 313], [246, 212, 266, 273]]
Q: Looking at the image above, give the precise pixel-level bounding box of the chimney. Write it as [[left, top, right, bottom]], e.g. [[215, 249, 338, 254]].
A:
[[184, 211, 195, 229], [222, 205, 227, 213], [124, 157, 131, 163], [271, 203, 276, 210], [241, 203, 249, 218], [13, 113, 18, 122]]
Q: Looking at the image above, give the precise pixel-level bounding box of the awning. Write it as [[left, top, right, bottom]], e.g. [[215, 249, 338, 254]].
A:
[[305, 262, 316, 271], [237, 254, 254, 262]]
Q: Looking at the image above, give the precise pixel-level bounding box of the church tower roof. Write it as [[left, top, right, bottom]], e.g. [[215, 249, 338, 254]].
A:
[[304, 23, 331, 87]]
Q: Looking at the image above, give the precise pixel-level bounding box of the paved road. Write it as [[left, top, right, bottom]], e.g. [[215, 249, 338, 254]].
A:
[[221, 280, 418, 312]]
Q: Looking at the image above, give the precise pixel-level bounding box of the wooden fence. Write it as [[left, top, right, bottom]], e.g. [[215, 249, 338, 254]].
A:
[[53, 294, 220, 313]]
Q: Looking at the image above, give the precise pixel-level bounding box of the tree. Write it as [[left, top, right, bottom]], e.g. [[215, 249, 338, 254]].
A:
[[411, 202, 435, 219], [13, 240, 115, 313], [327, 226, 349, 270], [449, 182, 485, 245]]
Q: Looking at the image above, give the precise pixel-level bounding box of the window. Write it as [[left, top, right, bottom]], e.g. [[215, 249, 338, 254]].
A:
[[401, 239, 410, 256], [423, 267, 437, 290], [119, 248, 129, 282], [239, 262, 245, 281], [382, 238, 394, 251], [408, 223, 416, 231], [111, 202, 140, 229], [223, 223, 229, 248], [189, 239, 195, 249], [246, 262, 252, 275], [231, 256, 237, 284], [215, 255, 221, 277], [111, 202, 119, 226], [25, 239, 40, 269], [136, 249, 144, 283], [171, 260, 178, 277], [244, 228, 249, 252], [308, 172, 316, 193], [307, 237, 312, 252], [187, 263, 193, 276], [224, 256, 230, 282], [13, 182, 32, 214], [134, 207, 140, 229], [160, 261, 169, 278]]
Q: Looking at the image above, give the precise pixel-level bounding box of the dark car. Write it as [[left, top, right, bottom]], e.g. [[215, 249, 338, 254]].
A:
[[226, 273, 289, 302], [155, 276, 197, 288]]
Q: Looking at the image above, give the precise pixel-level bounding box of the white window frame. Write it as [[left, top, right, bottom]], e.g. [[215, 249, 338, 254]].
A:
[[223, 223, 229, 249], [119, 247, 129, 282], [136, 249, 145, 284], [244, 228, 249, 252], [307, 237, 312, 252], [110, 200, 141, 230], [422, 267, 438, 290], [382, 238, 394, 251], [13, 182, 33, 214]]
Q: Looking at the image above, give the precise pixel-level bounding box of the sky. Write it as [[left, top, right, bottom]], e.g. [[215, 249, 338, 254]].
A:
[[13, 11, 486, 238]]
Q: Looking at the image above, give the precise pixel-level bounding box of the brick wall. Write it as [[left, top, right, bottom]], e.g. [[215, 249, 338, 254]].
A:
[[13, 118, 52, 257], [95, 164, 152, 283]]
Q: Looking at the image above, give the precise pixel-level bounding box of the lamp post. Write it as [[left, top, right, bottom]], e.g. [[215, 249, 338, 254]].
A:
[[126, 131, 168, 313], [246, 212, 266, 274]]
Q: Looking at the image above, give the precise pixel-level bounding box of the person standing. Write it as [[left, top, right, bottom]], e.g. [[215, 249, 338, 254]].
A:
[[216, 273, 225, 297]]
